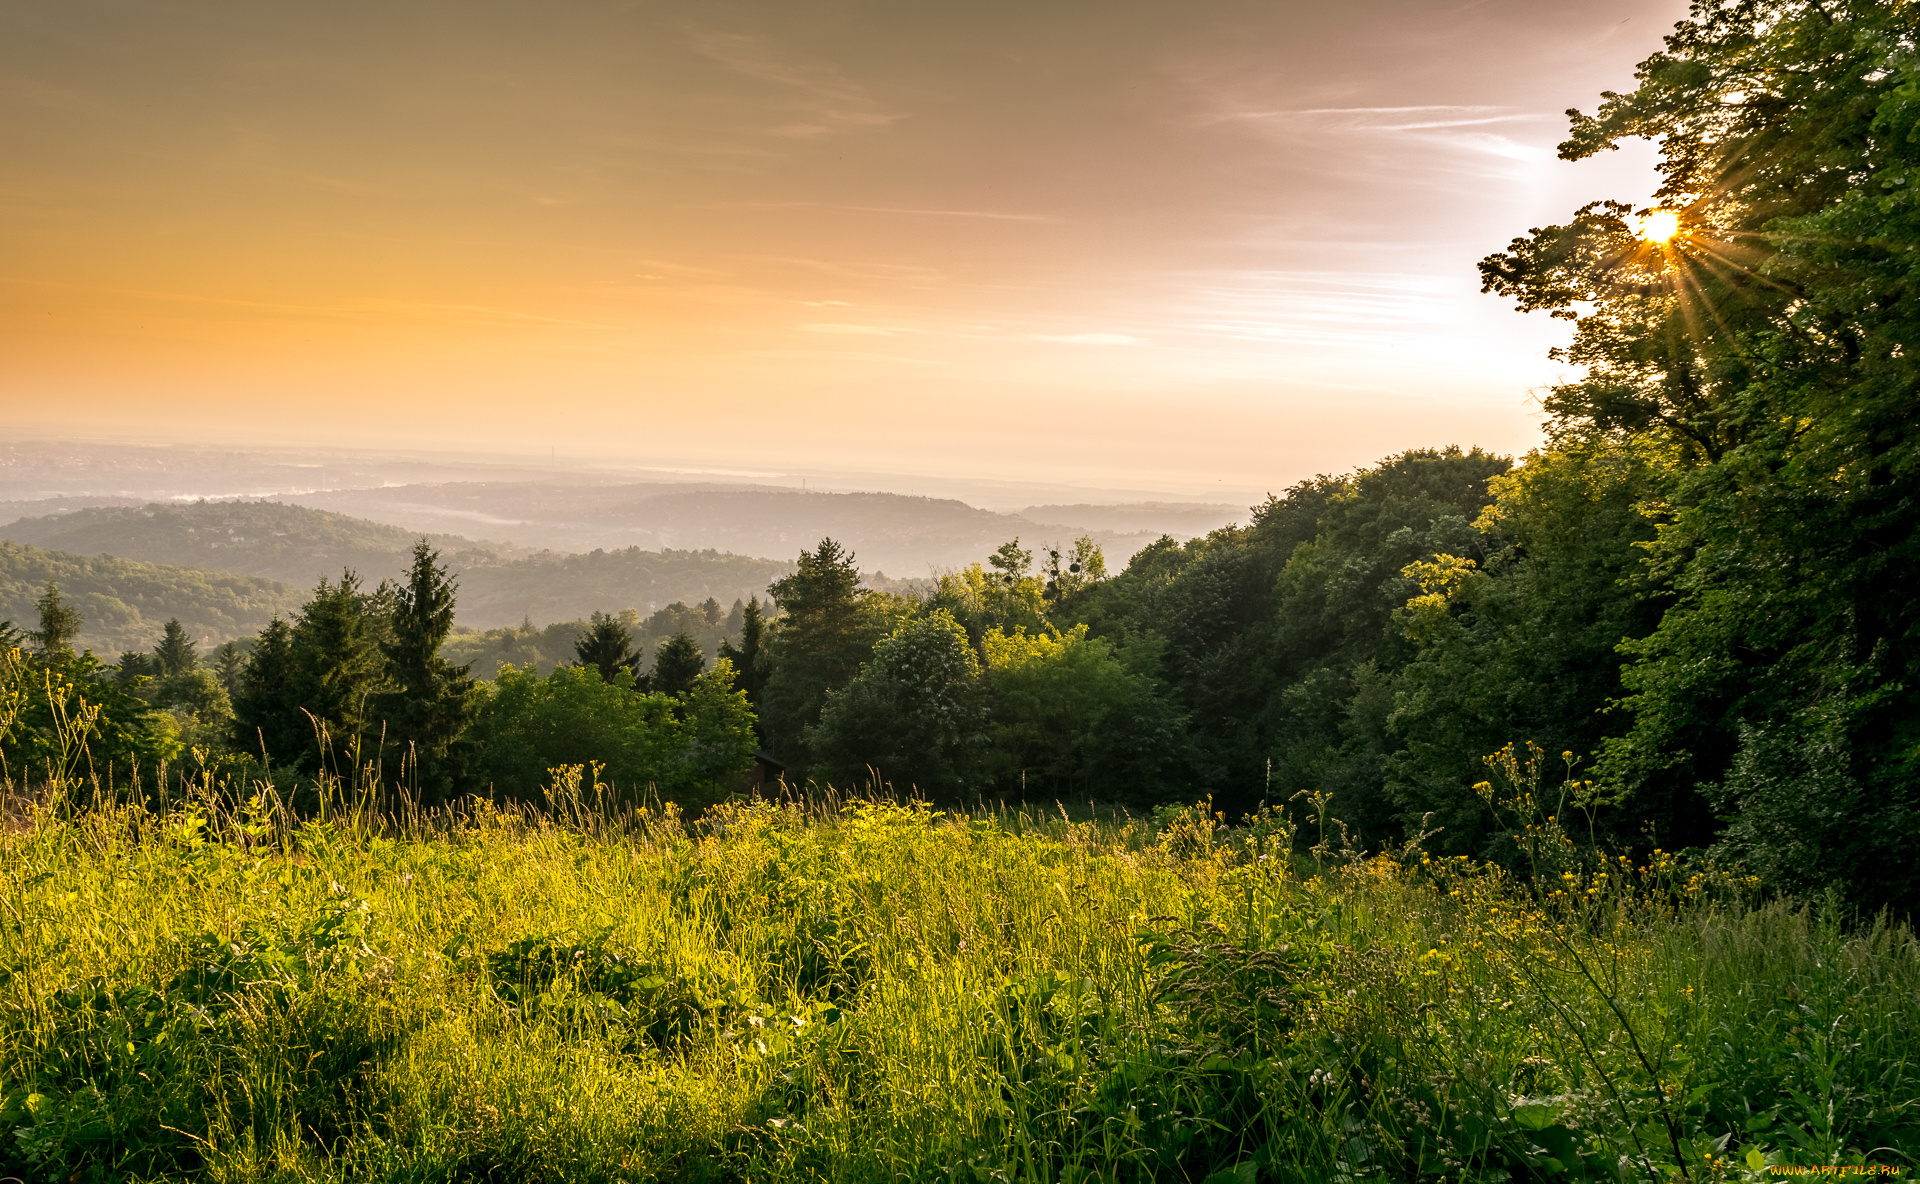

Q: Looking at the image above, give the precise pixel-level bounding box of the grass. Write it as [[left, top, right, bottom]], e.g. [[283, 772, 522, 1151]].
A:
[[2, 777, 1917, 1183]]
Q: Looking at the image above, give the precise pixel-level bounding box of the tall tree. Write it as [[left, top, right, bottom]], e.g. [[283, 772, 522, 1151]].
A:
[[153, 619, 197, 675], [649, 631, 706, 698], [718, 596, 771, 713], [267, 573, 392, 775], [1479, 0, 1920, 907], [761, 538, 898, 767], [574, 611, 639, 684], [212, 642, 245, 696], [30, 582, 81, 660], [232, 618, 302, 766], [370, 543, 475, 801], [809, 612, 987, 799]]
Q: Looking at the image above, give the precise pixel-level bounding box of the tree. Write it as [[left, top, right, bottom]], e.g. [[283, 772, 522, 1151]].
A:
[[153, 619, 197, 675], [369, 542, 475, 801], [30, 583, 81, 660], [1042, 536, 1106, 604], [761, 538, 901, 767], [212, 642, 245, 696], [574, 611, 639, 684], [244, 574, 391, 775], [231, 618, 302, 765], [1479, 0, 1920, 908], [809, 612, 987, 799], [116, 652, 160, 687], [466, 661, 755, 809], [980, 624, 1187, 803], [649, 631, 706, 698], [718, 596, 771, 712]]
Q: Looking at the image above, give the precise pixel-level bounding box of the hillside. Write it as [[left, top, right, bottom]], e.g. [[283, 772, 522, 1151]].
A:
[[0, 501, 512, 589], [0, 502, 794, 631], [0, 540, 299, 656], [286, 483, 1167, 575], [450, 547, 792, 630]]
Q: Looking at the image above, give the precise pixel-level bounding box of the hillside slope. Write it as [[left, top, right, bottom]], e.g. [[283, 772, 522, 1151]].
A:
[[0, 540, 299, 656], [287, 483, 1165, 575], [0, 502, 795, 634], [0, 501, 510, 588]]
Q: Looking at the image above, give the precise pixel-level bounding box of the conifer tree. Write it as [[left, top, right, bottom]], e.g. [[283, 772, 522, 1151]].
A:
[[649, 631, 706, 698], [153, 618, 197, 675], [212, 642, 245, 695], [718, 596, 770, 711], [30, 582, 81, 660], [574, 612, 639, 684], [371, 542, 475, 802]]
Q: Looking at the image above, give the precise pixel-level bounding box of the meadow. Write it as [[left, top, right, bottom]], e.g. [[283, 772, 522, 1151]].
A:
[[3, 772, 1916, 1183]]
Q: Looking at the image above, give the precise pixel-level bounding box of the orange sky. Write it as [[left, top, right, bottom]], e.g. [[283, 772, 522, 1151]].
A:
[[1, 0, 1686, 495]]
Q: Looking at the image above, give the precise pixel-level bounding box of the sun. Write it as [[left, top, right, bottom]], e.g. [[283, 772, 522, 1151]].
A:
[[1637, 209, 1681, 244]]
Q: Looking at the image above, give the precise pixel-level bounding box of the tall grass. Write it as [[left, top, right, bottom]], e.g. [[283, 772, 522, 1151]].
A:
[[1, 770, 1916, 1182]]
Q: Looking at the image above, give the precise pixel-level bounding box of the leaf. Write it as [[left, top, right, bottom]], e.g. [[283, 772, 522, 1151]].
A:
[[1512, 1102, 1557, 1131]]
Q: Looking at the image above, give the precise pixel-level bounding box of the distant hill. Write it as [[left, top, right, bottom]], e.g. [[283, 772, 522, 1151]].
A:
[[0, 500, 512, 589], [285, 483, 1166, 575], [451, 547, 793, 630], [0, 540, 299, 656], [0, 501, 794, 633], [1019, 502, 1246, 538]]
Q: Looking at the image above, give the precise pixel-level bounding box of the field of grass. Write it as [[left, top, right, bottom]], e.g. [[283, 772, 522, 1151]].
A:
[[3, 780, 1916, 1183]]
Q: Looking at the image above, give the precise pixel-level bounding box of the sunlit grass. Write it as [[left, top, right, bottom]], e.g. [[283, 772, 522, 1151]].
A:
[[2, 779, 1916, 1181]]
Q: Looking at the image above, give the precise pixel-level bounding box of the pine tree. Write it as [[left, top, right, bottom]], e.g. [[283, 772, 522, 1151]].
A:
[[574, 612, 639, 684], [231, 618, 302, 766], [153, 618, 198, 675], [718, 596, 771, 711], [370, 542, 475, 803], [761, 538, 895, 768], [212, 642, 245, 695], [30, 583, 81, 660], [649, 631, 706, 698]]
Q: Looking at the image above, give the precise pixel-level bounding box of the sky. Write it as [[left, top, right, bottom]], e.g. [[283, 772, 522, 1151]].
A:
[[0, 0, 1688, 497]]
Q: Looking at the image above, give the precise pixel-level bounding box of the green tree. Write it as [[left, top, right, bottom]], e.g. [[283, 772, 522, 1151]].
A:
[[718, 595, 771, 712], [153, 618, 197, 676], [30, 582, 81, 660], [251, 574, 392, 775], [369, 543, 475, 801], [467, 661, 754, 808], [574, 611, 639, 684], [761, 538, 901, 767], [212, 642, 245, 696], [1479, 0, 1920, 906], [649, 631, 706, 698], [231, 618, 301, 765], [980, 624, 1187, 803], [115, 652, 160, 688], [809, 611, 986, 798]]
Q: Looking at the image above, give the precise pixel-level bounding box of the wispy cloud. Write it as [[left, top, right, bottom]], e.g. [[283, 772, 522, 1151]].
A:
[[798, 322, 913, 335], [691, 31, 903, 139], [1032, 332, 1143, 345], [718, 200, 1049, 222]]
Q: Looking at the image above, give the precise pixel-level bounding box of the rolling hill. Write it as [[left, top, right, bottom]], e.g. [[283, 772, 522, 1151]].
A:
[[283, 483, 1170, 575], [0, 540, 300, 656], [0, 500, 515, 588], [0, 501, 794, 634]]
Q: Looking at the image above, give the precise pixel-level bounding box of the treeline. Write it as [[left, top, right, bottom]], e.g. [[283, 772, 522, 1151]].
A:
[[0, 548, 758, 810]]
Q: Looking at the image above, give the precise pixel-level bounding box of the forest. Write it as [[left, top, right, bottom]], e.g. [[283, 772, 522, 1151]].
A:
[[2, 2, 1917, 1180]]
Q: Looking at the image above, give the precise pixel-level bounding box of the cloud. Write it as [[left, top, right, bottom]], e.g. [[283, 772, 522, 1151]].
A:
[[798, 322, 912, 335], [691, 31, 903, 139], [1032, 332, 1143, 345]]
